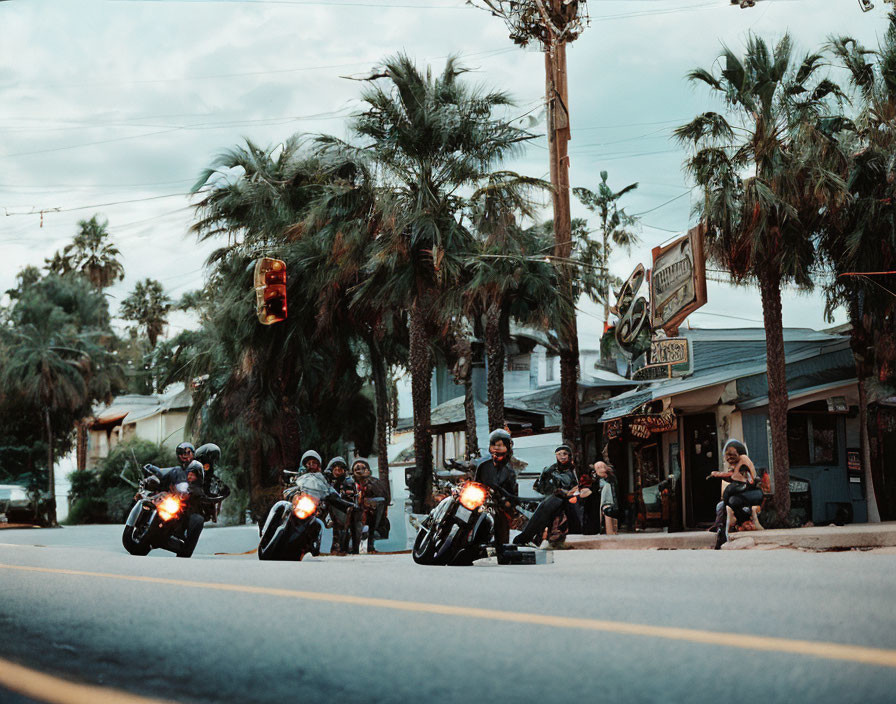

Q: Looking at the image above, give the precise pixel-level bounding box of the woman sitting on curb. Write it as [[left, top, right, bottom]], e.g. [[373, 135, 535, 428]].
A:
[[709, 439, 764, 549]]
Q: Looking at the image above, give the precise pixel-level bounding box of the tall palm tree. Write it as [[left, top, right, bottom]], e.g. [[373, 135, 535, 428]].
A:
[[298, 154, 409, 486], [675, 34, 847, 524], [462, 173, 566, 431], [62, 216, 125, 289], [573, 171, 640, 332], [823, 13, 896, 521], [120, 278, 172, 349], [319, 53, 533, 492]]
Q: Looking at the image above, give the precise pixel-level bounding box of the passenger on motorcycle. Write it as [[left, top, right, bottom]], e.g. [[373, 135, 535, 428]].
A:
[[474, 429, 520, 552], [325, 456, 351, 554], [351, 459, 390, 553], [513, 443, 581, 547]]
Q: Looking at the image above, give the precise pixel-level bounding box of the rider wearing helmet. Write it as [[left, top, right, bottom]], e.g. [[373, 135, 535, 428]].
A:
[[176, 442, 196, 469], [299, 450, 323, 473], [514, 443, 581, 547], [351, 458, 390, 554], [474, 429, 520, 550], [325, 456, 351, 554]]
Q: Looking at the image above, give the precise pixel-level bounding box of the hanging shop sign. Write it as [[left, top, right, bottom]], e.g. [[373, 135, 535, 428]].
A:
[[649, 223, 708, 336], [629, 408, 678, 438], [604, 418, 623, 441], [630, 337, 692, 381]]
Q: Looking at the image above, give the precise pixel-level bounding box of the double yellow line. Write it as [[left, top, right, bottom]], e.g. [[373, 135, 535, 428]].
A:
[[2, 562, 895, 704]]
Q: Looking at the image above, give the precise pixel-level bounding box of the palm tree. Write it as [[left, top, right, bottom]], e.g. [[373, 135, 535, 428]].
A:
[[823, 13, 896, 521], [319, 53, 533, 493], [120, 278, 172, 349], [62, 216, 125, 289], [675, 35, 847, 524], [298, 154, 409, 486], [573, 171, 640, 333], [462, 173, 566, 431]]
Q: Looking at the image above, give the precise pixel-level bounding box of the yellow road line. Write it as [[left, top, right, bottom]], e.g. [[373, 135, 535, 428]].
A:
[[3, 563, 896, 670], [0, 656, 177, 704]]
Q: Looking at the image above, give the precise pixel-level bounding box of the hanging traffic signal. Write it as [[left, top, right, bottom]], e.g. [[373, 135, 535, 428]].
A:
[[254, 258, 287, 324]]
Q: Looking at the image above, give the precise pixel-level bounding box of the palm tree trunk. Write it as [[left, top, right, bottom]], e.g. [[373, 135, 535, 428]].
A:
[[368, 338, 390, 487], [858, 376, 881, 522], [485, 301, 505, 431], [44, 408, 58, 526], [759, 270, 791, 525], [464, 376, 478, 459], [409, 299, 434, 502]]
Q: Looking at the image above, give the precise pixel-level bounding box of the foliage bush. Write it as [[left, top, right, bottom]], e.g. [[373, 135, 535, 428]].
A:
[[66, 439, 177, 524]]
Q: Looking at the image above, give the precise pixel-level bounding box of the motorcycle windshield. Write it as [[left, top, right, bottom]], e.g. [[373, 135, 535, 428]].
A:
[[290, 472, 332, 501]]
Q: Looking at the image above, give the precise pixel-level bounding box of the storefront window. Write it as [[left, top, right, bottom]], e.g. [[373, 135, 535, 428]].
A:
[[787, 412, 839, 466], [812, 415, 837, 464]]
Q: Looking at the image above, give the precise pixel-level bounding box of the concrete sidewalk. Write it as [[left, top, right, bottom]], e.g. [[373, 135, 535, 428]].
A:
[[565, 521, 896, 551]]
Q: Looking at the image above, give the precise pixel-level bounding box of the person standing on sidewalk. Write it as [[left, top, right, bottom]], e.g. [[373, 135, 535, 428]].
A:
[[594, 461, 619, 535]]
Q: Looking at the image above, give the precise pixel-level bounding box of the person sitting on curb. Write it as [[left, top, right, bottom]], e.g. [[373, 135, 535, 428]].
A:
[[513, 444, 581, 548], [709, 439, 764, 549]]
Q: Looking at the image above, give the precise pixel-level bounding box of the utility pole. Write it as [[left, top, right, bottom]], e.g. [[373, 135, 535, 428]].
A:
[[469, 0, 589, 467]]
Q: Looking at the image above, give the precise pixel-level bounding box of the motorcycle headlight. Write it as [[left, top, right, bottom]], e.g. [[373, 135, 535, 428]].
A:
[[157, 494, 182, 522], [459, 483, 487, 511], [293, 494, 318, 520]]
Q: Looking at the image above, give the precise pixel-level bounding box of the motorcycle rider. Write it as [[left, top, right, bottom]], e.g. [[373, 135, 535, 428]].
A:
[[325, 456, 351, 554], [351, 458, 390, 553], [299, 450, 323, 474], [474, 429, 520, 553], [175, 442, 196, 469], [513, 443, 581, 547]]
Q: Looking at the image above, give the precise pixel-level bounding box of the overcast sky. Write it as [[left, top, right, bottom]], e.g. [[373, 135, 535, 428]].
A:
[[1, 0, 889, 352]]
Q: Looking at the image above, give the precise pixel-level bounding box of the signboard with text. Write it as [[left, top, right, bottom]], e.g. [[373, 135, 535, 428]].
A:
[[630, 337, 692, 381], [649, 223, 708, 336]]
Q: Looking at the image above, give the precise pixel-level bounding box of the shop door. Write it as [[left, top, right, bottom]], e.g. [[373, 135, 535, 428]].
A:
[[684, 413, 719, 527]]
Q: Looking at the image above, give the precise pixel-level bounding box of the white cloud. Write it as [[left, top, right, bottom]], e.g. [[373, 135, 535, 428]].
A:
[[1, 0, 885, 333]]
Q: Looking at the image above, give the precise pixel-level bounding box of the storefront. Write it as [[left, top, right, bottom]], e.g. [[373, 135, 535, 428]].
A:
[[591, 328, 866, 530]]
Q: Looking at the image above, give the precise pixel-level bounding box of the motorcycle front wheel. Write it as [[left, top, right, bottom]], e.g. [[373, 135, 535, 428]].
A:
[[122, 521, 152, 556], [412, 524, 438, 564], [258, 505, 288, 560]]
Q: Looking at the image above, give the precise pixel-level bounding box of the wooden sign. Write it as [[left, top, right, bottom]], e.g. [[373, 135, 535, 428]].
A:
[[649, 223, 708, 336]]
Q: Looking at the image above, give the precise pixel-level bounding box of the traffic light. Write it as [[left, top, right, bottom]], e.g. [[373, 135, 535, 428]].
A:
[[254, 258, 287, 324]]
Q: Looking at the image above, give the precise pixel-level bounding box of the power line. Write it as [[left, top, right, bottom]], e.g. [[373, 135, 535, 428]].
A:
[[3, 192, 191, 217]]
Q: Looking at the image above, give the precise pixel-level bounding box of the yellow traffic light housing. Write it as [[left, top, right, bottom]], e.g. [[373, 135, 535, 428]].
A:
[[254, 258, 287, 324]]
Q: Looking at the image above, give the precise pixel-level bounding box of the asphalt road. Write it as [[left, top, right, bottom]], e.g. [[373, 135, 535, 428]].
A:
[[2, 525, 895, 704]]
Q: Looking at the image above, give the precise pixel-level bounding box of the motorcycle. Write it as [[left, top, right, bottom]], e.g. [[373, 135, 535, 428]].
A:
[[122, 463, 218, 558], [412, 480, 495, 566], [258, 471, 353, 561]]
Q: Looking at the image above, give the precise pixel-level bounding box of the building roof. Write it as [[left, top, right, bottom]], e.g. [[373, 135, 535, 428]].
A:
[[594, 330, 852, 420], [92, 386, 192, 427]]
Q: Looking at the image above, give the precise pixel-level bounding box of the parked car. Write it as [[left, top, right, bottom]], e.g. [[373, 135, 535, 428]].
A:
[[0, 483, 40, 523]]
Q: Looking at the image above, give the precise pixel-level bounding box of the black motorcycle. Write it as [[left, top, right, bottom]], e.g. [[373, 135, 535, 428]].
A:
[[412, 480, 495, 566], [258, 471, 353, 561], [122, 463, 219, 558]]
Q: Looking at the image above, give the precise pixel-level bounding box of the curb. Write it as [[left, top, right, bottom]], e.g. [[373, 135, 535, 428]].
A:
[[565, 523, 896, 551]]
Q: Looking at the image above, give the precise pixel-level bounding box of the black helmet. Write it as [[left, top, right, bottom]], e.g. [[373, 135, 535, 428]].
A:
[[176, 442, 195, 460], [185, 459, 204, 482], [488, 428, 513, 449], [488, 429, 513, 463], [194, 443, 221, 468]]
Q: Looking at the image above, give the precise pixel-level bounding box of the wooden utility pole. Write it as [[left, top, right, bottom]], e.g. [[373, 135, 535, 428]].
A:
[[471, 0, 589, 466], [544, 33, 582, 467]]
